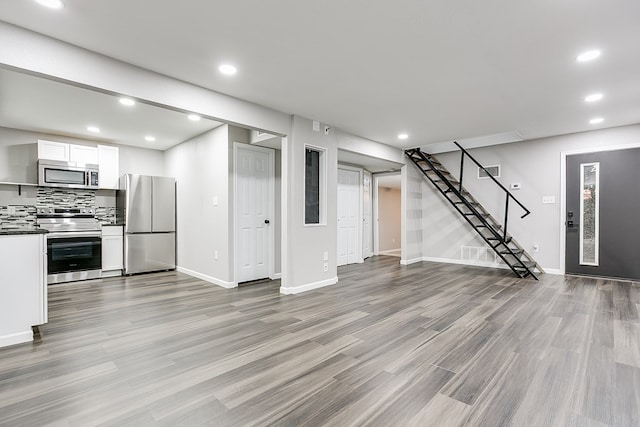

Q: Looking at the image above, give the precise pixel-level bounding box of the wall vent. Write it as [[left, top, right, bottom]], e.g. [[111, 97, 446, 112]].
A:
[[478, 165, 500, 179]]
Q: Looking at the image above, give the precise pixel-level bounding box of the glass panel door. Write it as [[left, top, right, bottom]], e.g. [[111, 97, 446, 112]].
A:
[[580, 162, 599, 265]]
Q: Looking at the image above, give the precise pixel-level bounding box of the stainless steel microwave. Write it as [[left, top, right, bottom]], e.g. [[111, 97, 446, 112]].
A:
[[38, 160, 99, 189]]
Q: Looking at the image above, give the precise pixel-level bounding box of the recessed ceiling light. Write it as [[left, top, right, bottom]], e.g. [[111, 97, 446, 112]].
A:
[[145, 136, 156, 142], [398, 133, 409, 140], [35, 0, 64, 9], [87, 126, 100, 133], [219, 64, 237, 75], [119, 98, 135, 106], [584, 93, 603, 103], [589, 117, 604, 124], [187, 114, 201, 122], [576, 49, 601, 62]]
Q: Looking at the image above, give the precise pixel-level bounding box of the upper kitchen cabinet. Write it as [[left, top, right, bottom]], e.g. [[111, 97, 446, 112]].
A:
[[69, 144, 99, 164], [98, 145, 119, 189], [38, 140, 70, 162], [38, 140, 98, 164]]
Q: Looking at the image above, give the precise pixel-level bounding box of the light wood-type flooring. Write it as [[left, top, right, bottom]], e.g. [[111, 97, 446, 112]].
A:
[[1, 256, 639, 426]]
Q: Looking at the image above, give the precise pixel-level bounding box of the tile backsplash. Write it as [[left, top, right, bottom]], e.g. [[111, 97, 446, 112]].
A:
[[37, 187, 96, 209], [96, 206, 117, 224], [0, 205, 37, 229], [0, 187, 117, 229]]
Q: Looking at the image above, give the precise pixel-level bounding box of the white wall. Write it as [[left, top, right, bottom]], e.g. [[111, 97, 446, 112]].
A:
[[165, 125, 234, 286], [423, 123, 640, 272], [282, 116, 338, 293], [378, 187, 401, 251], [401, 161, 425, 264]]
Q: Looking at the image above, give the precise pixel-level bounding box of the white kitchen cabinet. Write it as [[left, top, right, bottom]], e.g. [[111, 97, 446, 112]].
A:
[[0, 233, 47, 348], [97, 145, 120, 189], [69, 144, 99, 164], [102, 225, 123, 276], [38, 140, 69, 161]]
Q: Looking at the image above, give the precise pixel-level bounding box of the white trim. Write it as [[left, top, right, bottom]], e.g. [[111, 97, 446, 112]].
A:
[[270, 273, 282, 280], [233, 142, 276, 284], [400, 257, 423, 266], [303, 144, 327, 226], [544, 268, 563, 275], [559, 141, 640, 275], [0, 330, 33, 348], [177, 266, 237, 289], [362, 170, 373, 259], [280, 276, 338, 294]]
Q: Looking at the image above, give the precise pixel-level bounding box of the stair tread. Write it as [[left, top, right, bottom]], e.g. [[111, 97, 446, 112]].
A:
[[500, 248, 524, 255], [513, 261, 536, 268]]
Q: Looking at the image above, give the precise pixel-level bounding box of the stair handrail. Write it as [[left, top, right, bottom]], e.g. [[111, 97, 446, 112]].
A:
[[453, 141, 530, 241]]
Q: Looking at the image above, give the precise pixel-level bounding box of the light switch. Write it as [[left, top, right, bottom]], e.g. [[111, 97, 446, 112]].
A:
[[323, 251, 329, 261], [542, 196, 555, 204], [213, 196, 219, 206]]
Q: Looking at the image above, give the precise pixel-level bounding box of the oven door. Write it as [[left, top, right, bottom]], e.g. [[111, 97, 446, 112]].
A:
[[47, 232, 102, 283]]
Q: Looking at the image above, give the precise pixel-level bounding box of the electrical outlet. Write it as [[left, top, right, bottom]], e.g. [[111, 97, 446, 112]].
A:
[[323, 262, 328, 272], [212, 196, 219, 206], [214, 250, 219, 260]]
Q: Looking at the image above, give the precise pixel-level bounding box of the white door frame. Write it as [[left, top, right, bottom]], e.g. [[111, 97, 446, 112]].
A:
[[337, 164, 364, 264], [559, 142, 640, 275], [372, 171, 402, 257], [233, 142, 276, 285], [362, 170, 373, 259]]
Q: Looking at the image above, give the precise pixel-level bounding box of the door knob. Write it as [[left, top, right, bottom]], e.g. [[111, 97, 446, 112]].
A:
[[264, 219, 270, 224]]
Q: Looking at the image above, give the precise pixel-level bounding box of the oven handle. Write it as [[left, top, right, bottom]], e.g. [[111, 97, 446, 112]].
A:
[[47, 231, 102, 239]]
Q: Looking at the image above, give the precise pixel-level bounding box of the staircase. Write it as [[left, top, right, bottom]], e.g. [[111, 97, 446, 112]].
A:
[[406, 143, 541, 280]]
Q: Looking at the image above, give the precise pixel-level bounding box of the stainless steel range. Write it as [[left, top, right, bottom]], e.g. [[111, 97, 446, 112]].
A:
[[37, 208, 102, 284]]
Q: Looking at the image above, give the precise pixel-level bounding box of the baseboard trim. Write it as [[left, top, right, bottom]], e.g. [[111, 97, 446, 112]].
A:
[[177, 266, 237, 289], [542, 268, 562, 275], [379, 249, 401, 256], [270, 273, 282, 280], [280, 277, 338, 295], [400, 257, 423, 266], [0, 330, 33, 348]]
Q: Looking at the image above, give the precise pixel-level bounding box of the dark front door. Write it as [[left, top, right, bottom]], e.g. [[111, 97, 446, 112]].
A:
[[565, 148, 640, 280]]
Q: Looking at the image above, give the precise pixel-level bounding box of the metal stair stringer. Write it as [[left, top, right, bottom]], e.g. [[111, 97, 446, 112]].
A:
[[405, 147, 542, 280]]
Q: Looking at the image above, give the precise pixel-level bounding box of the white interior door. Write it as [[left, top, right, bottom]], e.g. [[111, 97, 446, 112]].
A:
[[237, 144, 273, 282], [337, 168, 360, 266], [363, 171, 372, 259]]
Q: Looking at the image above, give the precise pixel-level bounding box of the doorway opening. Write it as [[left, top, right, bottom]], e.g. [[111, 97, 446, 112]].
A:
[[374, 173, 402, 258]]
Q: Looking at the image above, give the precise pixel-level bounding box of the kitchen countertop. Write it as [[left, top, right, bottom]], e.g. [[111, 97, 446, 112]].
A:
[[0, 229, 49, 236]]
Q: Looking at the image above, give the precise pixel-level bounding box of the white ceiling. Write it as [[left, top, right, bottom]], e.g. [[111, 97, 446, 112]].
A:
[[1, 1, 640, 151], [0, 68, 223, 150]]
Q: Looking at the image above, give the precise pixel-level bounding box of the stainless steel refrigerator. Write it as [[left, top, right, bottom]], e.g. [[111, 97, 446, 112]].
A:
[[117, 174, 176, 274]]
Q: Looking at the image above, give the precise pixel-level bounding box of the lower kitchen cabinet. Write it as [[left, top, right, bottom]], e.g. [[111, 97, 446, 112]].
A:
[[0, 233, 47, 348], [102, 225, 123, 276]]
